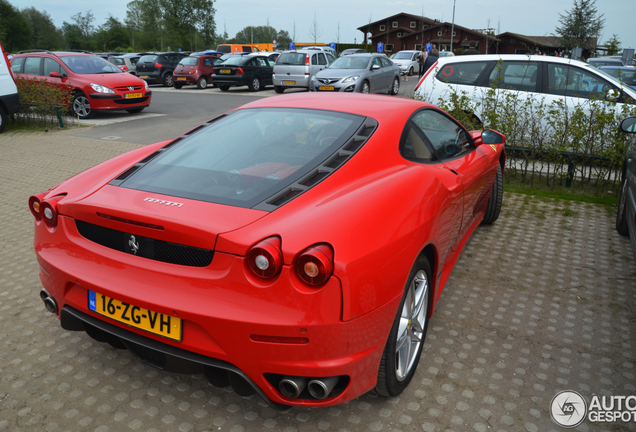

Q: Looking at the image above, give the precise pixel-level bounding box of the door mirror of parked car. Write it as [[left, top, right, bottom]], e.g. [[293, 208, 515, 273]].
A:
[[481, 129, 506, 144], [620, 116, 636, 133], [49, 71, 61, 78], [606, 88, 620, 100], [371, 64, 380, 70]]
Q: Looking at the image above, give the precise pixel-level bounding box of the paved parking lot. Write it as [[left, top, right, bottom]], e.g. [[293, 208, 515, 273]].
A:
[[1, 126, 635, 432]]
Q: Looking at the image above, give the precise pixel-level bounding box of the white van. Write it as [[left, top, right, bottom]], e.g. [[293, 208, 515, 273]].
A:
[[0, 42, 20, 133]]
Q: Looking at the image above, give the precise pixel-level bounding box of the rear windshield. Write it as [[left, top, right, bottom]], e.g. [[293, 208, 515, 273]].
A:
[[139, 55, 158, 63], [120, 108, 365, 208], [277, 53, 306, 66], [221, 56, 245, 66], [109, 57, 125, 65], [60, 55, 122, 74], [179, 57, 199, 66], [329, 56, 370, 70], [129, 57, 140, 65]]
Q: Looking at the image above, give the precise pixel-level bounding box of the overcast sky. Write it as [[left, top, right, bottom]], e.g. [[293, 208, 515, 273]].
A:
[[8, 0, 635, 50]]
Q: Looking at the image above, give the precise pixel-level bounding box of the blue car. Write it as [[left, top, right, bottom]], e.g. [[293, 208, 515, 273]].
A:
[[599, 66, 636, 90], [617, 116, 636, 260]]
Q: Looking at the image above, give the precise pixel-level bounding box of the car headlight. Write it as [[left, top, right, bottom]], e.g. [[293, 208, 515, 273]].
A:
[[143, 80, 149, 91], [342, 76, 359, 84], [90, 83, 115, 93]]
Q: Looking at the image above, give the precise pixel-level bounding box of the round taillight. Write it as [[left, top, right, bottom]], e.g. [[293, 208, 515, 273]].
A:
[[29, 194, 44, 220], [40, 200, 58, 228], [295, 244, 334, 286], [247, 237, 283, 278]]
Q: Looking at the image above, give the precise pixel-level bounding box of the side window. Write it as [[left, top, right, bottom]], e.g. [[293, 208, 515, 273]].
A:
[[23, 57, 42, 75], [400, 124, 434, 161], [43, 58, 63, 76], [411, 110, 473, 160], [436, 61, 489, 85], [372, 57, 382, 68], [380, 57, 393, 68], [326, 53, 335, 64], [547, 64, 615, 99], [489, 61, 538, 91], [10, 57, 24, 74], [247, 59, 257, 67], [242, 46, 252, 53], [203, 58, 212, 67], [257, 57, 267, 67], [311, 54, 318, 65], [317, 53, 327, 65]]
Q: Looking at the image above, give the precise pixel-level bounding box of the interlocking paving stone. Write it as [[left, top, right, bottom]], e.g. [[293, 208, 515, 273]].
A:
[[0, 130, 635, 431]]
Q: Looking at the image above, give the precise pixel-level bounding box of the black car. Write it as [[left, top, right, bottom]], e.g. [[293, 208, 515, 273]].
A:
[[136, 52, 187, 87], [617, 116, 636, 260], [211, 54, 274, 91]]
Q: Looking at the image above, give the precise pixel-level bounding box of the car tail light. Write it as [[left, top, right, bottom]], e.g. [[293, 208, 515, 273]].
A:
[[295, 244, 334, 286], [247, 236, 283, 278], [305, 54, 310, 66], [1, 43, 16, 85], [414, 61, 438, 91], [28, 192, 46, 220], [154, 62, 162, 68], [40, 200, 59, 228], [236, 68, 245, 75]]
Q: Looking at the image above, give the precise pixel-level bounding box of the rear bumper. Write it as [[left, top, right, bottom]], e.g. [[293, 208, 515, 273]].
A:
[[272, 75, 310, 88]]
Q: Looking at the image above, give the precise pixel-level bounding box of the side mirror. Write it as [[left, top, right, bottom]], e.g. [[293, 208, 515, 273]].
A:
[[620, 116, 636, 133], [371, 64, 380, 70], [49, 71, 61, 78], [481, 129, 506, 144], [606, 88, 620, 100]]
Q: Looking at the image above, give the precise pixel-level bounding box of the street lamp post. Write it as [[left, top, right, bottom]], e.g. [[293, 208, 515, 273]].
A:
[[450, 0, 456, 53]]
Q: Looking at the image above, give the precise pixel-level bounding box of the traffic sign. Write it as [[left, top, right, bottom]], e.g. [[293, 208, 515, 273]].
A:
[[377, 42, 384, 52]]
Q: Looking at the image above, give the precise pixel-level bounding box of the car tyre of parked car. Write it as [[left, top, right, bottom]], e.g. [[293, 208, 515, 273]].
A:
[[126, 107, 145, 114], [174, 83, 183, 89], [248, 76, 261, 92], [376, 255, 431, 397], [162, 72, 173, 87], [219, 85, 230, 92], [361, 81, 370, 94], [481, 164, 503, 225], [274, 86, 285, 94], [197, 76, 208, 90], [0, 108, 6, 133], [408, 66, 414, 76], [389, 77, 400, 96], [616, 174, 630, 236], [72, 92, 95, 120]]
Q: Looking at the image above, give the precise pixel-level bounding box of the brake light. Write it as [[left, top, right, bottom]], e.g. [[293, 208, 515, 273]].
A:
[[414, 61, 438, 91], [305, 54, 310, 66], [154, 63, 162, 68], [295, 244, 334, 286], [236, 68, 245, 75], [247, 236, 283, 278], [1, 43, 16, 85], [28, 193, 46, 220], [40, 200, 59, 228]]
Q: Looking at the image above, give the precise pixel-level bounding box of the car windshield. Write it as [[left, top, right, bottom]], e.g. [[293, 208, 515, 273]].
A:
[[393, 52, 413, 60], [179, 57, 199, 66], [277, 53, 306, 65], [119, 108, 365, 208], [329, 56, 370, 70], [60, 55, 122, 74]]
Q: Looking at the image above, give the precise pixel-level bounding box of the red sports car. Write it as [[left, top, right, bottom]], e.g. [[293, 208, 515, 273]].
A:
[[29, 93, 505, 409]]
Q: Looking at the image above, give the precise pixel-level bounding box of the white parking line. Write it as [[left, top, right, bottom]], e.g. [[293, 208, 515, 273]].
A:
[[76, 113, 166, 127]]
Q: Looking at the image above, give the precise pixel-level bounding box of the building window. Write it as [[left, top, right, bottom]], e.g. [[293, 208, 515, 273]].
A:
[[392, 22, 398, 28], [415, 44, 422, 50], [397, 32, 401, 37], [410, 21, 416, 28], [437, 31, 442, 36], [385, 44, 394, 52], [380, 25, 385, 31], [452, 31, 456, 36], [424, 25, 429, 29]]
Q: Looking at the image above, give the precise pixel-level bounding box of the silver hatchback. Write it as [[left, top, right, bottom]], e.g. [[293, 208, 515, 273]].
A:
[[272, 50, 332, 93]]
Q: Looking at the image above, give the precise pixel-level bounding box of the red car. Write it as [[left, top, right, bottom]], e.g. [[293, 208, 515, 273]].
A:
[[10, 51, 151, 119], [29, 93, 505, 409], [173, 54, 223, 89]]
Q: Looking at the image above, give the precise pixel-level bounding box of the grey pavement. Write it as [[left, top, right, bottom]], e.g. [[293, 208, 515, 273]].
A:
[[0, 128, 635, 432]]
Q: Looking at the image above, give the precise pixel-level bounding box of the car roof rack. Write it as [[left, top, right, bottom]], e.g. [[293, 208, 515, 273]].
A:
[[16, 49, 53, 54]]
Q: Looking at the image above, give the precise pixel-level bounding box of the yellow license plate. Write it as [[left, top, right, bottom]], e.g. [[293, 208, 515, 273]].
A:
[[320, 86, 335, 91], [89, 290, 182, 341], [282, 80, 295, 85], [139, 75, 149, 79], [125, 92, 142, 99], [176, 77, 187, 81], [220, 69, 231, 74]]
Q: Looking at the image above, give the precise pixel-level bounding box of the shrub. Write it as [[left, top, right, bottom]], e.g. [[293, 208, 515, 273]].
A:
[[13, 76, 73, 128]]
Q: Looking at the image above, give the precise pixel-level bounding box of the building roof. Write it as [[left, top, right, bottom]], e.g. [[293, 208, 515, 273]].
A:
[[357, 12, 437, 31], [497, 32, 564, 48]]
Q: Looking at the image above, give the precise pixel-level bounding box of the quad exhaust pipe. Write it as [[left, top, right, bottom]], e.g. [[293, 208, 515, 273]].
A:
[[279, 376, 307, 399], [40, 289, 58, 314], [308, 377, 339, 400]]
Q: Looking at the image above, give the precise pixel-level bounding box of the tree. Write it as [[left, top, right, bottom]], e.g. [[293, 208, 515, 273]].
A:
[[555, 0, 605, 50], [21, 7, 63, 50], [232, 26, 278, 44], [604, 34, 620, 55], [308, 11, 322, 44], [61, 22, 84, 50], [0, 0, 32, 52], [125, 0, 144, 50], [93, 16, 129, 51]]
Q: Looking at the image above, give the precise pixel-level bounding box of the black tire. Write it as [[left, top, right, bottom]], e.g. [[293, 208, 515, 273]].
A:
[[482, 164, 503, 225], [72, 93, 95, 119], [617, 174, 629, 236], [219, 85, 230, 92], [162, 72, 173, 87], [274, 86, 285, 94], [389, 77, 400, 95], [408, 66, 414, 76], [173, 83, 183, 89], [248, 76, 261, 91], [376, 255, 432, 397], [361, 81, 370, 94], [0, 108, 6, 133], [197, 76, 208, 89], [126, 107, 145, 114]]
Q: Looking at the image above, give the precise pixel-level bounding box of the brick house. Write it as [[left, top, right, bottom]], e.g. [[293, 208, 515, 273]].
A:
[[357, 12, 498, 54], [495, 33, 566, 55]]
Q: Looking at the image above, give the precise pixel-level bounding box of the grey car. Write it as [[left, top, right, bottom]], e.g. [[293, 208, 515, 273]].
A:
[[390, 50, 419, 76], [617, 116, 636, 260], [108, 53, 145, 75], [272, 50, 332, 93], [309, 53, 401, 94]]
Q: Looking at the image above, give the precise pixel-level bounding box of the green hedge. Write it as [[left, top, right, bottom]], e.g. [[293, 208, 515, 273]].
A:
[[13, 76, 73, 128]]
